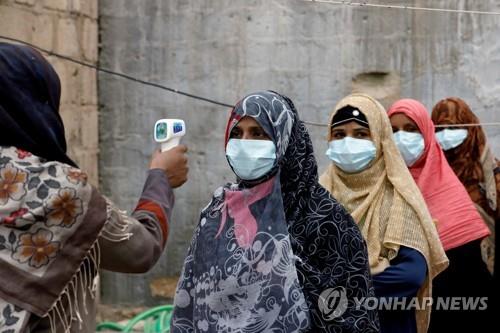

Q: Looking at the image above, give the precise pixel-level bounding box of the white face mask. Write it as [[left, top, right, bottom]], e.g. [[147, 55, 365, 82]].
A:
[[226, 139, 276, 180], [326, 137, 377, 173], [435, 129, 468, 151], [393, 131, 425, 167]]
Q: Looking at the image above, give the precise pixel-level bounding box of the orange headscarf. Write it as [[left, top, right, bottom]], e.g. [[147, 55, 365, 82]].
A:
[[431, 97, 498, 216], [388, 99, 490, 251], [431, 97, 497, 273]]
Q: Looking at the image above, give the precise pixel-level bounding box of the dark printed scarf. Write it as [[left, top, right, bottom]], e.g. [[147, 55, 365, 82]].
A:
[[171, 91, 379, 332]]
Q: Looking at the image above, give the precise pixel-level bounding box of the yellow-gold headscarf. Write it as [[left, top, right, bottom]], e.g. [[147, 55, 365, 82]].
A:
[[319, 93, 448, 333]]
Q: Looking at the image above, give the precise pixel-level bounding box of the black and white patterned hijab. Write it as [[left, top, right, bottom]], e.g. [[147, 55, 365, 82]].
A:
[[171, 91, 379, 333]]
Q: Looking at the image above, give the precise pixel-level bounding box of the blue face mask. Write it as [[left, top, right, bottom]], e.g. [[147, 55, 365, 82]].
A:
[[435, 129, 468, 151], [393, 131, 425, 166], [326, 137, 377, 173], [226, 139, 277, 180]]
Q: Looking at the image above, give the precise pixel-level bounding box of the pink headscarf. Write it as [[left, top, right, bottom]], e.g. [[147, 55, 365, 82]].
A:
[[388, 99, 490, 251]]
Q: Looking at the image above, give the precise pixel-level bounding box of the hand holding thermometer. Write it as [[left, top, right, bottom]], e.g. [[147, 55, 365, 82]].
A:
[[154, 119, 186, 152]]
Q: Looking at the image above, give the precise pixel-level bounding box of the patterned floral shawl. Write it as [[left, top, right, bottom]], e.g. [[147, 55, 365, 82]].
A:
[[0, 146, 107, 332], [171, 91, 379, 332], [0, 42, 106, 332]]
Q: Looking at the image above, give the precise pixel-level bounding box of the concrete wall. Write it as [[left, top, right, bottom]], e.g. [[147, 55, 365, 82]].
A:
[[98, 0, 500, 305], [0, 0, 99, 184]]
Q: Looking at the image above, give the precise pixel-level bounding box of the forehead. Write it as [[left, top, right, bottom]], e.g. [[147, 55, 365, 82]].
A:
[[390, 113, 416, 124], [432, 110, 462, 127], [234, 116, 262, 128], [331, 121, 370, 130]]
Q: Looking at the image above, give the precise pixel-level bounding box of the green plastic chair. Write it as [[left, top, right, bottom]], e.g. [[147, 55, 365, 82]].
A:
[[96, 305, 173, 333]]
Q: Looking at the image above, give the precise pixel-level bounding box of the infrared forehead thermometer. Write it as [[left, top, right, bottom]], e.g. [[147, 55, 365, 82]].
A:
[[154, 119, 186, 152]]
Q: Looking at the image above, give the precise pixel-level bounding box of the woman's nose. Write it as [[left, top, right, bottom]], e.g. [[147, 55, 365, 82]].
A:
[[241, 132, 251, 140]]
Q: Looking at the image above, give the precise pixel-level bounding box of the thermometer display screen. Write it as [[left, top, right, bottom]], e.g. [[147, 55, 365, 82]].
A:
[[156, 122, 168, 140], [173, 122, 184, 134]]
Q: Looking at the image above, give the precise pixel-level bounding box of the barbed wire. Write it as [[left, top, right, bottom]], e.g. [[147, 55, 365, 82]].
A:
[[1, 35, 497, 128], [435, 122, 500, 128], [305, 122, 500, 128], [0, 35, 234, 108], [303, 0, 500, 16]]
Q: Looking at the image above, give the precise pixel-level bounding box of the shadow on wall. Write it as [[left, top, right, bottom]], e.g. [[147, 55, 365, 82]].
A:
[[352, 72, 401, 109]]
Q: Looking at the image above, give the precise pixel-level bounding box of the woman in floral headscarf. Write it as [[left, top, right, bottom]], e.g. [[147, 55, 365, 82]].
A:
[[171, 91, 379, 332], [320, 94, 448, 333], [0, 42, 188, 332]]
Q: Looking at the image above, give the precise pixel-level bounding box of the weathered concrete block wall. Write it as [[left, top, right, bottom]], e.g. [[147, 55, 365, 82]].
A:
[[0, 0, 99, 183], [99, 0, 500, 305]]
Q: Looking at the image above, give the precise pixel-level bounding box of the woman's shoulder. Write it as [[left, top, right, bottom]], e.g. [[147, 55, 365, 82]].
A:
[[1, 146, 91, 186], [302, 184, 360, 231], [200, 185, 228, 215], [291, 185, 367, 257]]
